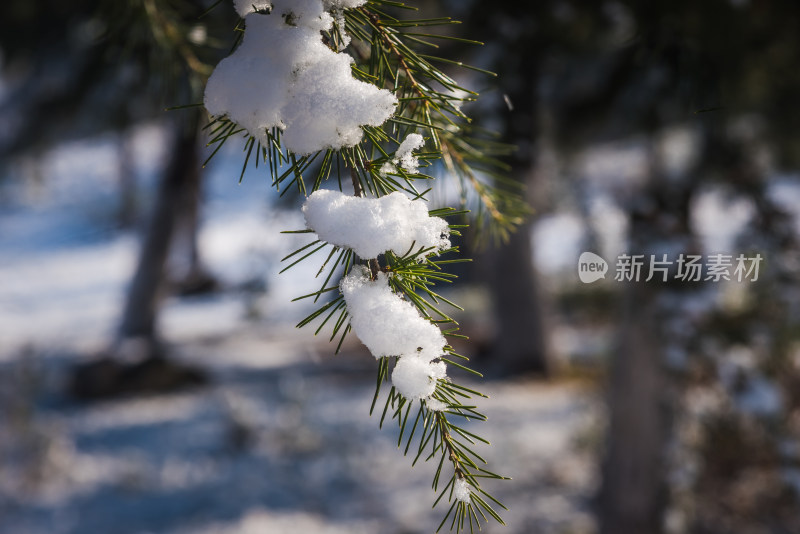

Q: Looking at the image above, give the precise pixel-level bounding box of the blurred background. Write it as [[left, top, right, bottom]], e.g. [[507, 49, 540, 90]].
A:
[[2, 1, 800, 533]]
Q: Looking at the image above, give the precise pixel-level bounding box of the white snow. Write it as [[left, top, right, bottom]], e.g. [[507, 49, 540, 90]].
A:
[[233, 0, 272, 17], [379, 161, 397, 176], [395, 133, 425, 173], [339, 268, 447, 363], [532, 213, 585, 276], [273, 0, 334, 31], [425, 398, 448, 412], [691, 186, 755, 254], [302, 189, 450, 259], [322, 0, 367, 50], [379, 133, 426, 176], [453, 477, 472, 503], [304, 186, 452, 402], [233, 0, 366, 20], [323, 0, 367, 8], [391, 355, 447, 401], [205, 0, 397, 155], [338, 268, 448, 401]]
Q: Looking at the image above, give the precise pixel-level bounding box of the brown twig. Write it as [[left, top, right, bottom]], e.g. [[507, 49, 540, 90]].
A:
[[438, 414, 465, 480]]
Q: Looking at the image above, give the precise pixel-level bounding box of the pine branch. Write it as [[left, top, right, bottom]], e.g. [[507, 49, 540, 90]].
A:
[[203, 2, 513, 530]]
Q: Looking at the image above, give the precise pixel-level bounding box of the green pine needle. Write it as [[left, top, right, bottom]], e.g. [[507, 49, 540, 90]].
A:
[[206, 2, 514, 530]]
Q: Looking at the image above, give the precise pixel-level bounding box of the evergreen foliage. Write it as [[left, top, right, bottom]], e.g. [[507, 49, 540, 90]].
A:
[[203, 1, 521, 530]]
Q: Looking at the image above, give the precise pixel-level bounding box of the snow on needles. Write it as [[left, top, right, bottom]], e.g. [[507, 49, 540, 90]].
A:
[[305, 190, 451, 401], [395, 133, 425, 173], [207, 0, 396, 155], [453, 478, 472, 503], [339, 269, 447, 363], [340, 269, 448, 401], [323, 0, 368, 8], [425, 397, 448, 412], [302, 190, 450, 259], [380, 133, 426, 176], [392, 355, 447, 400], [235, 0, 367, 17]]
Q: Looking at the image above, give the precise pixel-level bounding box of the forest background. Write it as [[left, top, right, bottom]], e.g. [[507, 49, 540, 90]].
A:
[[2, 1, 800, 533]]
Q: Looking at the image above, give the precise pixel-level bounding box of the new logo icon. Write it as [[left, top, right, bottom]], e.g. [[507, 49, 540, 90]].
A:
[[578, 252, 608, 284]]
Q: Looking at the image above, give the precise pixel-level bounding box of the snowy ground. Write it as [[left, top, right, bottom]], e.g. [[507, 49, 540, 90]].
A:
[[0, 128, 601, 533], [0, 336, 600, 534]]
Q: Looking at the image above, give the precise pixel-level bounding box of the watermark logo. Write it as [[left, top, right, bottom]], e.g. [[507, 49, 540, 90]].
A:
[[578, 252, 763, 283], [578, 252, 609, 284]]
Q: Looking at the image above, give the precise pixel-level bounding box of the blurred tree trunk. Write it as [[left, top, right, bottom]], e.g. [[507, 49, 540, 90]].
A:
[[116, 111, 201, 356], [599, 280, 667, 534], [168, 145, 217, 296], [599, 137, 700, 534], [486, 219, 549, 375], [117, 131, 137, 229], [480, 5, 550, 376], [598, 145, 667, 534]]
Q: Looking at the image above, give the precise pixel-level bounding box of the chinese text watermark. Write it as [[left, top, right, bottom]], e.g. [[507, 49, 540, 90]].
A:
[[578, 252, 763, 284]]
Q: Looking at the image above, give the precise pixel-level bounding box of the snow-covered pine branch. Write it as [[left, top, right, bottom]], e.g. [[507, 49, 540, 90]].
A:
[[205, 0, 396, 155], [202, 1, 512, 531]]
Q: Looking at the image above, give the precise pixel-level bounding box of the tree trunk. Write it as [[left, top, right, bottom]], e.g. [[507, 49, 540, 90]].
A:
[[480, 5, 550, 376], [167, 139, 217, 297], [598, 136, 699, 534], [116, 112, 201, 356], [485, 221, 550, 375], [599, 280, 667, 534], [117, 130, 137, 229]]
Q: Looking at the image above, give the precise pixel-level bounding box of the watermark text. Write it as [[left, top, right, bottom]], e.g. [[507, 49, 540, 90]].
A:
[[578, 252, 763, 284]]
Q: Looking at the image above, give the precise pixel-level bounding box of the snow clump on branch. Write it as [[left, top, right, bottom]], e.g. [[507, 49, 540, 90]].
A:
[[392, 355, 447, 400], [380, 133, 426, 176], [339, 268, 448, 400], [340, 269, 447, 363], [207, 0, 396, 155], [453, 478, 472, 503], [302, 189, 450, 259], [425, 397, 448, 412], [395, 133, 425, 173]]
